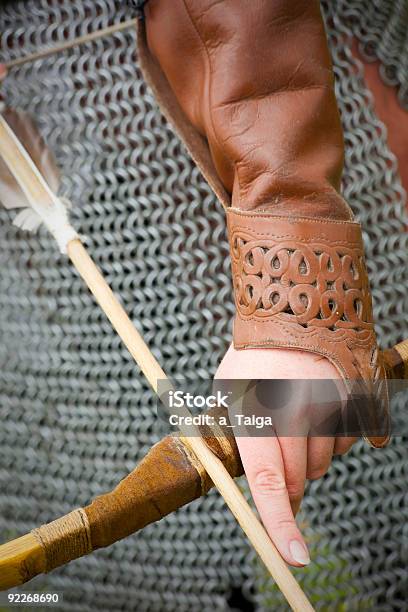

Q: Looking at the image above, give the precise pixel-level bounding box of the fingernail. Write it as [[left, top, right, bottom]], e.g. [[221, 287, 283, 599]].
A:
[[289, 540, 310, 566]]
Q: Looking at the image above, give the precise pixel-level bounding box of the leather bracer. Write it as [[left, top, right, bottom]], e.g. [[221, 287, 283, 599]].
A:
[[227, 209, 380, 374]]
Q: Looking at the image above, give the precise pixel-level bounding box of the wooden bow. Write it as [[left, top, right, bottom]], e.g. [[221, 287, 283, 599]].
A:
[[0, 340, 406, 592]]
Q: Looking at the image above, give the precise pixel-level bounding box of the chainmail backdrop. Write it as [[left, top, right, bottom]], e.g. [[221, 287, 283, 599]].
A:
[[343, 0, 408, 109], [0, 1, 407, 610]]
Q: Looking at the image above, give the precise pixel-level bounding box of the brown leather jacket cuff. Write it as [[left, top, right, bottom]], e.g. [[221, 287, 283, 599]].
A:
[[227, 208, 390, 447]]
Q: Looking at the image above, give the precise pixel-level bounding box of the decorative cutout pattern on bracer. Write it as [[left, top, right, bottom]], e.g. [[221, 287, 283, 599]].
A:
[[230, 232, 374, 331]]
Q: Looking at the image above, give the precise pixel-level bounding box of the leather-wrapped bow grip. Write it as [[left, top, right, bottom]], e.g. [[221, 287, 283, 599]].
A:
[[0, 342, 405, 590]]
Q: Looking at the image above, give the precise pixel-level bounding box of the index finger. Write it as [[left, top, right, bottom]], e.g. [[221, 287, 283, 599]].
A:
[[236, 434, 310, 567]]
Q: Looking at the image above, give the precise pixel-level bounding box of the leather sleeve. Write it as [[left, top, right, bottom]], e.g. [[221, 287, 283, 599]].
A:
[[144, 0, 351, 219]]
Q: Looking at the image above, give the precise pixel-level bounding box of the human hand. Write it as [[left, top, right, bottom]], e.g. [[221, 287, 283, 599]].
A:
[[215, 344, 357, 567]]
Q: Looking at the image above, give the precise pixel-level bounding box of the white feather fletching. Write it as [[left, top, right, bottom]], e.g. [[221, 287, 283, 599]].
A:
[[13, 208, 43, 232], [0, 108, 78, 252]]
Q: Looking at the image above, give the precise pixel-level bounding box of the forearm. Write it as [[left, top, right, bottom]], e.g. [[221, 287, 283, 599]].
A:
[[139, 0, 389, 448]]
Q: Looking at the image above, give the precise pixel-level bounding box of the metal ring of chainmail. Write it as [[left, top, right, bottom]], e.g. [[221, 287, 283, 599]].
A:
[[0, 1, 407, 610], [126, 0, 148, 16]]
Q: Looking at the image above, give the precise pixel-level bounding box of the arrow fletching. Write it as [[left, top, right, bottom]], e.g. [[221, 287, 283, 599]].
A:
[[0, 107, 78, 252]]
